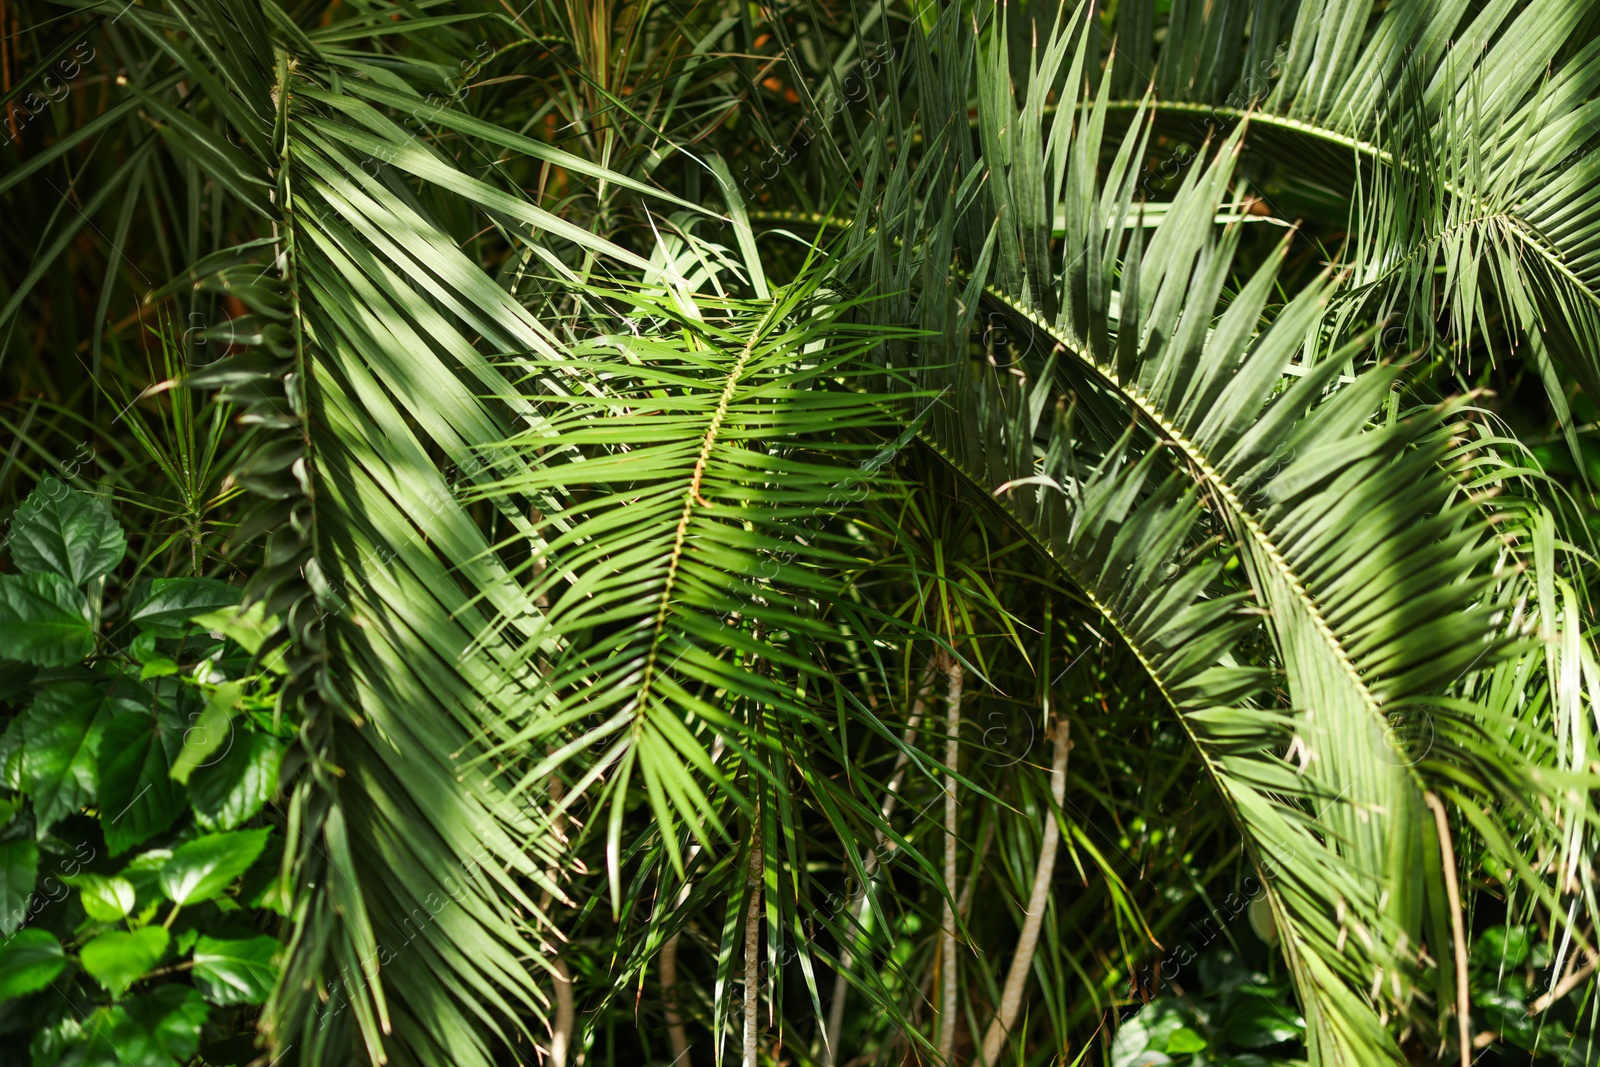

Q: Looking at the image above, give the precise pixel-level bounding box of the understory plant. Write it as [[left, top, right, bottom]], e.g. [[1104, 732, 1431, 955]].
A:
[[0, 481, 286, 1065]]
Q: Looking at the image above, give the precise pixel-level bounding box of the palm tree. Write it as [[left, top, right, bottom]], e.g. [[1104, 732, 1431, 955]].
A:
[[1, 0, 1597, 1065]]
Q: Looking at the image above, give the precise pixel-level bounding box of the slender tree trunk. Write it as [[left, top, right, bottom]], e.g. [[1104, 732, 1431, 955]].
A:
[[537, 744, 575, 1067], [550, 957, 574, 1067], [663, 932, 690, 1066], [981, 718, 1069, 1065], [823, 665, 935, 1064], [1425, 792, 1471, 1067], [743, 807, 764, 1067], [939, 657, 964, 1065]]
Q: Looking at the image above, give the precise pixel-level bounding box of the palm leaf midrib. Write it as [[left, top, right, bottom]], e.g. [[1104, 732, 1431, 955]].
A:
[[979, 95, 1600, 317], [977, 283, 1391, 726], [913, 410, 1356, 1056], [635, 298, 788, 722], [743, 206, 1412, 754], [1104, 99, 1599, 309]]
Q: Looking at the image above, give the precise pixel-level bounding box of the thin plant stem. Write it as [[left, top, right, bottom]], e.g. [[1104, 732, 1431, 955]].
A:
[[939, 656, 964, 1065], [981, 717, 1070, 1065], [743, 805, 763, 1067]]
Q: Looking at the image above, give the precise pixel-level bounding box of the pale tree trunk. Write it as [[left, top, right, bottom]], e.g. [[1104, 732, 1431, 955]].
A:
[[939, 657, 964, 1065], [1425, 792, 1471, 1067], [537, 754, 574, 1067], [534, 558, 575, 1067], [981, 718, 1069, 1065], [743, 807, 764, 1067], [662, 932, 690, 1065], [550, 958, 574, 1067]]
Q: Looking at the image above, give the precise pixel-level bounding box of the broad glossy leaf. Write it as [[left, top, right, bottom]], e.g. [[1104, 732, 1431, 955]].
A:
[[1165, 1027, 1208, 1055], [0, 574, 94, 666], [1474, 924, 1533, 969], [5, 479, 126, 586], [117, 848, 173, 908], [188, 730, 281, 830], [138, 657, 179, 680], [19, 681, 115, 828], [70, 1005, 165, 1067], [98, 712, 184, 856], [157, 828, 270, 905], [192, 934, 279, 1005], [128, 578, 242, 637], [24, 1014, 84, 1065], [1113, 999, 1194, 1067], [69, 873, 136, 922], [0, 838, 38, 937], [0, 929, 65, 1000], [79, 925, 170, 997], [189, 601, 283, 665], [127, 630, 158, 664], [168, 681, 243, 786]]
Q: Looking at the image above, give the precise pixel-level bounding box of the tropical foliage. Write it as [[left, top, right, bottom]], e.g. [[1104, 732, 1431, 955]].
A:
[[0, 479, 286, 1064], [1, 0, 1598, 1065]]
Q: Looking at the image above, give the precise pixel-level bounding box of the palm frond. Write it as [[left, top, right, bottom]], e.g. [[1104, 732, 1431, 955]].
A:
[[113, 5, 662, 1061], [1099, 0, 1600, 416], [844, 13, 1566, 1059]]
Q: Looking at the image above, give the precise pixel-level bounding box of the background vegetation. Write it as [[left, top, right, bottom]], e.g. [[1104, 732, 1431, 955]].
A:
[[1, 0, 1598, 1065]]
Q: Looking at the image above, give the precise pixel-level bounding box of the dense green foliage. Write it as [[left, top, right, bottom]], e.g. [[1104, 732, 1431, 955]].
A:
[[2, 0, 1600, 1065], [0, 480, 286, 1064]]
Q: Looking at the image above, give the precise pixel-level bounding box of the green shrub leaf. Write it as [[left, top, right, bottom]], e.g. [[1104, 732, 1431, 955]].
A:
[[0, 839, 39, 937], [192, 934, 279, 1005], [124, 985, 209, 1061], [0, 929, 65, 1001], [98, 712, 184, 855], [25, 1014, 84, 1063], [158, 828, 270, 905], [19, 681, 117, 829], [168, 681, 243, 786], [1218, 995, 1304, 1049], [5, 479, 126, 586], [0, 720, 20, 791], [0, 574, 94, 666], [189, 601, 282, 665], [188, 730, 280, 830], [1474, 925, 1533, 970], [80, 926, 170, 997], [128, 578, 242, 637], [69, 873, 137, 923]]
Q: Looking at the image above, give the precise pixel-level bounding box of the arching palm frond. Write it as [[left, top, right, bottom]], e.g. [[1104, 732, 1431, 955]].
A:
[[1104, 0, 1600, 410], [113, 5, 647, 1062], [834, 12, 1581, 1060]]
